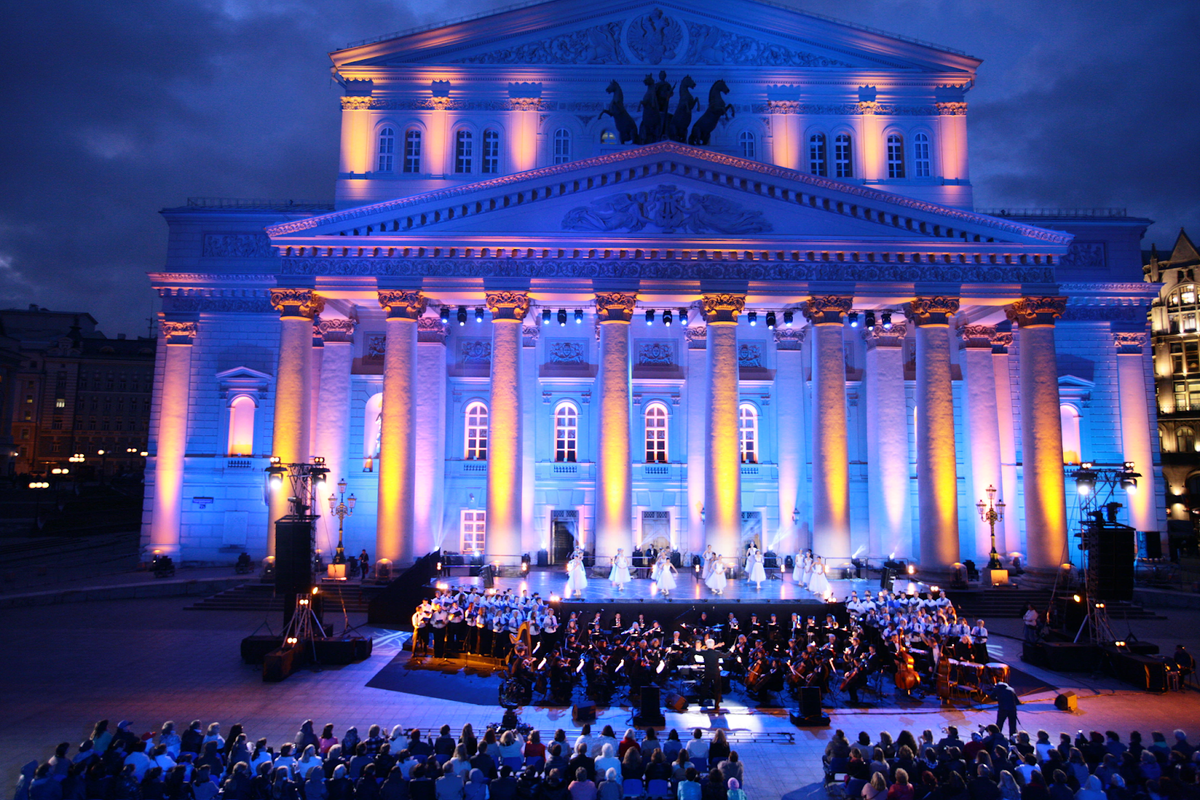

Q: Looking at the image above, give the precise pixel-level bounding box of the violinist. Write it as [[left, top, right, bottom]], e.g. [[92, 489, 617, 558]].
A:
[[842, 642, 879, 706], [723, 613, 740, 648], [766, 614, 781, 651]]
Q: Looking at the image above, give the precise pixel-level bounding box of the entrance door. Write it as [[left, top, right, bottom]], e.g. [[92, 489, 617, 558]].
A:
[[642, 511, 671, 551], [551, 511, 578, 564]]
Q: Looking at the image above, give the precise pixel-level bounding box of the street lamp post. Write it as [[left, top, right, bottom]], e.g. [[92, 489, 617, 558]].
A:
[[97, 449, 107, 485], [327, 479, 355, 565], [976, 484, 1006, 570]]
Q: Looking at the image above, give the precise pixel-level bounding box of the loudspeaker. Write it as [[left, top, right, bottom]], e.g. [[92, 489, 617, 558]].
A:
[[572, 702, 596, 723], [1054, 691, 1078, 712], [880, 568, 894, 591], [800, 686, 822, 718], [1143, 531, 1163, 560], [275, 518, 315, 595], [664, 692, 688, 712], [1092, 526, 1135, 601], [634, 687, 665, 727]]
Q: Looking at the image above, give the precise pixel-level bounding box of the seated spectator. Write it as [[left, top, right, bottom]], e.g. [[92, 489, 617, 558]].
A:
[[941, 773, 969, 800], [618, 731, 640, 761], [202, 725, 225, 753], [1067, 750, 1089, 788], [1093, 755, 1117, 788], [1017, 755, 1042, 785], [663, 732, 683, 765], [597, 770, 621, 800], [192, 766, 219, 800], [359, 764, 383, 800], [1023, 772, 1051, 800], [542, 768, 569, 800], [450, 746, 472, 778], [568, 768, 597, 800], [827, 731, 852, 768], [499, 731, 524, 761], [869, 749, 890, 784], [913, 772, 937, 800], [492, 766, 517, 800], [516, 768, 541, 800], [320, 726, 339, 756], [223, 763, 251, 800], [1139, 751, 1161, 783], [410, 764, 436, 800], [645, 751, 672, 783], [888, 769, 915, 800], [195, 742, 223, 777], [1035, 734, 1054, 766], [708, 732, 730, 767], [594, 746, 620, 781], [621, 749, 642, 781], [546, 744, 569, 779], [596, 729, 619, 761], [685, 731, 709, 763], [469, 744, 496, 782], [1103, 775, 1128, 800], [29, 764, 61, 800], [894, 747, 918, 782], [726, 779, 745, 800], [1171, 731, 1194, 760], [642, 730, 662, 761], [677, 768, 701, 800], [350, 745, 375, 781], [671, 752, 691, 789], [328, 764, 355, 800], [864, 774, 887, 800], [998, 772, 1019, 800], [968, 766, 1000, 800], [379, 766, 406, 800], [436, 764, 464, 800], [1148, 734, 1169, 764], [1048, 771, 1074, 800], [297, 745, 324, 779], [343, 730, 362, 759], [161, 724, 183, 760], [524, 732, 546, 766], [569, 744, 596, 783], [716, 754, 741, 788], [700, 769, 724, 800], [1076, 776, 1104, 800]]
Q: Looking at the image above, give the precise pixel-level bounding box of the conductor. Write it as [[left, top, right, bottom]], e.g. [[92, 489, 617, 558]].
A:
[[700, 638, 733, 712]]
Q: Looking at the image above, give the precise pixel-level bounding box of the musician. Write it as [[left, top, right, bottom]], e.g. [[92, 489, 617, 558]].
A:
[[699, 638, 733, 712], [412, 601, 431, 656], [430, 602, 449, 659], [766, 614, 781, 649], [843, 642, 880, 705], [970, 619, 990, 663], [723, 613, 740, 648]]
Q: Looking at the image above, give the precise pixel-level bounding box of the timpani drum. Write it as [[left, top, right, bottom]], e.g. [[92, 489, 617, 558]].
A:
[[985, 662, 1010, 686]]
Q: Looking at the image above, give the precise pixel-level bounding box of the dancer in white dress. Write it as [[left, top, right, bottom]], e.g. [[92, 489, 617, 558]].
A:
[[652, 551, 677, 596], [704, 550, 727, 595], [565, 549, 588, 598], [801, 552, 815, 588], [608, 548, 631, 592], [808, 555, 831, 597], [792, 550, 806, 583], [747, 544, 767, 590]]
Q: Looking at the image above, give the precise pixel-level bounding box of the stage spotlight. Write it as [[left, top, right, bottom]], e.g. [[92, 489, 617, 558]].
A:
[[748, 311, 757, 326], [542, 308, 552, 324], [557, 309, 567, 327], [645, 309, 655, 325], [766, 311, 776, 330], [1075, 468, 1096, 496], [866, 311, 876, 331], [1119, 462, 1140, 491], [881, 310, 893, 330], [679, 308, 688, 326], [457, 306, 468, 326], [848, 312, 859, 328], [663, 309, 673, 326], [440, 306, 450, 323], [474, 307, 484, 323], [574, 309, 583, 324], [783, 310, 794, 327]]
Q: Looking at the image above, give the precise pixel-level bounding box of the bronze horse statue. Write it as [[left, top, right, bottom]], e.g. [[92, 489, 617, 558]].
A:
[[600, 80, 640, 145], [689, 79, 734, 146], [638, 73, 665, 144], [667, 75, 697, 143]]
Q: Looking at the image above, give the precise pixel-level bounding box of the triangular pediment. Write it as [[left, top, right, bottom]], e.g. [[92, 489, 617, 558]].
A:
[[333, 0, 979, 73], [268, 143, 1070, 253]]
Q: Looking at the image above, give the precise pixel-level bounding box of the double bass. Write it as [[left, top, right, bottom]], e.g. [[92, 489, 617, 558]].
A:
[[744, 655, 770, 693], [894, 646, 921, 693]]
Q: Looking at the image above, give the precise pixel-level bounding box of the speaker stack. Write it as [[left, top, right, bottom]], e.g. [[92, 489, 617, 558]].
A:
[[1092, 527, 1135, 602], [572, 701, 597, 723], [1054, 691, 1078, 712], [633, 686, 666, 727], [789, 686, 830, 727]]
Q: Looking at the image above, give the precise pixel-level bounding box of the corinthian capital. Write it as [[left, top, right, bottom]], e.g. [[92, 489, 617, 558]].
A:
[[270, 288, 324, 319], [803, 296, 853, 326], [958, 324, 997, 349], [773, 327, 807, 350], [863, 323, 907, 349], [378, 290, 427, 320], [318, 317, 356, 343], [485, 290, 531, 321], [161, 320, 198, 344], [904, 296, 960, 327], [1113, 331, 1146, 354], [1007, 296, 1067, 327], [701, 293, 746, 324], [594, 291, 637, 323]]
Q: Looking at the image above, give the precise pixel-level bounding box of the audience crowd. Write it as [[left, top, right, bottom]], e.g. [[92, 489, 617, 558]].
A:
[[14, 720, 747, 800], [822, 725, 1200, 800]]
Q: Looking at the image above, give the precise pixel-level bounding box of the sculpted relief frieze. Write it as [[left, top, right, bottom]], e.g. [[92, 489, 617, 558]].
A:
[[548, 341, 587, 365], [1058, 242, 1107, 270], [637, 341, 676, 366], [202, 233, 275, 259], [562, 184, 771, 235]]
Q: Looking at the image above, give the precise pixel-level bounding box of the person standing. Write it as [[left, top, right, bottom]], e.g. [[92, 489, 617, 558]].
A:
[[994, 681, 1019, 736], [704, 551, 727, 596], [700, 639, 733, 712], [359, 550, 371, 580], [1022, 604, 1040, 643], [609, 549, 631, 593], [746, 545, 766, 591], [566, 549, 588, 598], [653, 550, 677, 597], [808, 556, 831, 597]]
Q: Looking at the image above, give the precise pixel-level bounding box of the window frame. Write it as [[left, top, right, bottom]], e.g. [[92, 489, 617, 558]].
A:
[[464, 400, 489, 460], [377, 126, 395, 173], [553, 128, 571, 165], [644, 402, 669, 464], [403, 127, 423, 174], [738, 403, 759, 465], [913, 131, 931, 178], [482, 128, 501, 174], [808, 132, 827, 177], [454, 128, 475, 174], [887, 133, 906, 179], [738, 129, 756, 160], [554, 401, 579, 462], [460, 509, 487, 554], [834, 132, 854, 178]]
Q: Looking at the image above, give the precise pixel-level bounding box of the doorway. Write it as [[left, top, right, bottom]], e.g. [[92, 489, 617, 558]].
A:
[[551, 510, 578, 564]]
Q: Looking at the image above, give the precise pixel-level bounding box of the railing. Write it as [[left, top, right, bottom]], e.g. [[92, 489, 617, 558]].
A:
[[226, 459, 253, 469], [977, 207, 1128, 219], [185, 197, 334, 211]]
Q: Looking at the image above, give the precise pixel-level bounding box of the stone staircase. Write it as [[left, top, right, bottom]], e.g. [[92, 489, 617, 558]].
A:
[[185, 581, 372, 613], [946, 587, 1165, 621]]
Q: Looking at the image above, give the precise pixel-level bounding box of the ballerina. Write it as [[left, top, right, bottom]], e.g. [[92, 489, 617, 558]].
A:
[[808, 555, 831, 597], [652, 550, 677, 597], [792, 549, 806, 583], [608, 547, 632, 592], [704, 549, 727, 596], [801, 550, 815, 589], [746, 543, 766, 590], [565, 548, 588, 598]]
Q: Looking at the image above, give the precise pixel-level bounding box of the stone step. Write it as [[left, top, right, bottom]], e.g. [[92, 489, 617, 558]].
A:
[[185, 582, 371, 612]]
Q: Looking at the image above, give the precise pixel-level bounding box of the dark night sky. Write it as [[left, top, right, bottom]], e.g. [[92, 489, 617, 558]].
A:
[[1, 0, 1196, 338]]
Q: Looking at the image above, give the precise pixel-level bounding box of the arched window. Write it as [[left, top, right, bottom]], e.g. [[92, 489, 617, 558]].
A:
[[644, 403, 668, 463], [1060, 405, 1082, 464], [482, 129, 500, 174], [403, 128, 422, 173], [739, 130, 756, 160], [227, 395, 255, 456], [465, 401, 488, 460], [377, 127, 395, 172], [834, 133, 854, 178], [455, 129, 474, 174], [808, 133, 827, 176], [553, 128, 571, 164], [738, 403, 759, 464], [1179, 426, 1196, 454], [600, 129, 616, 144], [913, 132, 931, 177], [887, 134, 905, 178], [554, 403, 578, 462]]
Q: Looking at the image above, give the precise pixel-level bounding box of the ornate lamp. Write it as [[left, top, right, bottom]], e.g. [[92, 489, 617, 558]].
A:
[[976, 485, 1005, 570], [327, 478, 355, 565]]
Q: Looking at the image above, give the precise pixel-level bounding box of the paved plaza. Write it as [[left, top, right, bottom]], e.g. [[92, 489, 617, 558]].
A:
[[5, 594, 1199, 800]]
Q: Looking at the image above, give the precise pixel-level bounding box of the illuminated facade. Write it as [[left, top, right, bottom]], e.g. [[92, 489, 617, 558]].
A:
[[144, 0, 1165, 570]]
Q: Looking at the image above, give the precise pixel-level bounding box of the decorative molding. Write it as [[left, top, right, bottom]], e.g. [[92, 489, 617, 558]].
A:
[[738, 343, 764, 368], [364, 335, 386, 362], [991, 331, 1013, 353], [936, 102, 968, 116], [773, 327, 807, 350], [485, 290, 531, 321], [453, 21, 624, 64], [269, 288, 324, 319], [804, 296, 853, 325], [522, 324, 540, 346], [417, 315, 448, 343], [1113, 332, 1147, 354], [562, 185, 771, 234], [1058, 241, 1107, 270], [1007, 296, 1067, 327], [701, 293, 746, 324], [377, 289, 427, 320], [594, 291, 638, 323], [340, 96, 375, 110], [161, 294, 275, 314], [509, 97, 542, 112], [684, 21, 853, 67], [626, 9, 684, 65], [161, 320, 198, 344], [637, 341, 675, 366], [862, 324, 907, 348], [858, 101, 879, 115], [318, 317, 356, 343], [958, 324, 996, 349], [685, 324, 708, 349], [547, 341, 586, 365], [904, 296, 960, 327], [202, 233, 274, 259], [767, 101, 801, 115], [459, 340, 492, 365]]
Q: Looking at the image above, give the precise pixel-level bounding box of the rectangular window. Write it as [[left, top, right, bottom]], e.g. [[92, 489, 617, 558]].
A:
[[455, 130, 473, 174], [403, 129, 422, 174], [809, 135, 826, 176], [887, 136, 905, 179], [51, 418, 62, 430], [55, 398, 65, 408], [460, 510, 486, 554], [482, 130, 500, 174], [834, 134, 853, 178]]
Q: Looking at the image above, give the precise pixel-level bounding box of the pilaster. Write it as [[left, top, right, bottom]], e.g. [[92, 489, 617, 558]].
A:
[[863, 322, 910, 559], [702, 293, 745, 557], [805, 296, 853, 559], [485, 290, 529, 562], [595, 291, 637, 557], [150, 318, 198, 560]]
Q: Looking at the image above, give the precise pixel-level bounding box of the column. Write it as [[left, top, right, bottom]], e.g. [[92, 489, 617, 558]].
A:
[[863, 322, 910, 559], [377, 289, 426, 566], [992, 329, 1020, 554], [508, 93, 541, 173], [149, 319, 197, 559], [595, 291, 637, 557], [906, 297, 961, 567], [521, 323, 539, 555], [774, 326, 808, 555], [702, 293, 745, 557], [485, 290, 530, 563], [1114, 331, 1160, 536], [805, 296, 853, 559], [685, 322, 708, 557], [961, 326, 1006, 560], [268, 288, 323, 555], [1007, 297, 1068, 569], [315, 318, 356, 500], [309, 321, 323, 460], [414, 316, 448, 556]]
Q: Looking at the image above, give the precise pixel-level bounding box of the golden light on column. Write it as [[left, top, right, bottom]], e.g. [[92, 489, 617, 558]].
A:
[[863, 322, 910, 559], [595, 291, 637, 557], [906, 297, 961, 567], [1113, 332, 1158, 534], [960, 325, 1006, 561], [509, 92, 540, 173], [377, 289, 427, 565], [1007, 297, 1069, 569], [485, 290, 530, 563], [805, 296, 853, 559], [702, 293, 745, 556], [149, 319, 197, 560], [268, 288, 323, 555]]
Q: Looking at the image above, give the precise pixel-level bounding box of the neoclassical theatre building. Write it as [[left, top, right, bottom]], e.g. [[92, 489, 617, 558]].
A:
[[144, 0, 1164, 573]]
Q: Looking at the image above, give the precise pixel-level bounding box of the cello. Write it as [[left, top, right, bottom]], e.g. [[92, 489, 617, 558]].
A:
[[894, 646, 921, 694], [744, 655, 769, 693]]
